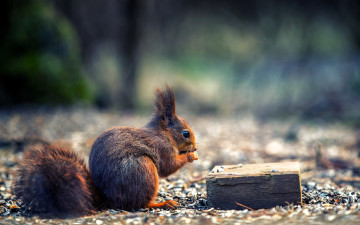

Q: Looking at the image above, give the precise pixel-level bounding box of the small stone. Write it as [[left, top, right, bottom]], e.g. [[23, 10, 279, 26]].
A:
[[2, 209, 10, 216], [3, 193, 11, 200], [307, 182, 316, 188], [108, 209, 120, 214], [326, 214, 336, 221]]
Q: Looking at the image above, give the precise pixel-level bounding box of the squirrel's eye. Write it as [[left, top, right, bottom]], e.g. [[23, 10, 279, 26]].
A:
[[182, 131, 190, 138]]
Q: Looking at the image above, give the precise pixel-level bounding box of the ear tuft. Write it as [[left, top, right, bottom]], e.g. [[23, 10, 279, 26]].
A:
[[154, 85, 176, 124]]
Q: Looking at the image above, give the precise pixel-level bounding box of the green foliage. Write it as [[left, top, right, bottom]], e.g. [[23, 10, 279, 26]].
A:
[[0, 0, 93, 105]]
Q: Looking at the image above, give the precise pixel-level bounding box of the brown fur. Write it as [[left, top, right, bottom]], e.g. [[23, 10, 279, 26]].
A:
[[13, 86, 198, 217], [13, 145, 95, 218]]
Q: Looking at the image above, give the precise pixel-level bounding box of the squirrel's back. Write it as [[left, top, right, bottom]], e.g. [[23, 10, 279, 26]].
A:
[[89, 126, 161, 210], [13, 145, 95, 218]]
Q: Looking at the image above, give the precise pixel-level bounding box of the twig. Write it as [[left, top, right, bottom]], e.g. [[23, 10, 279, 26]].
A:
[[235, 202, 255, 211], [187, 176, 205, 183]]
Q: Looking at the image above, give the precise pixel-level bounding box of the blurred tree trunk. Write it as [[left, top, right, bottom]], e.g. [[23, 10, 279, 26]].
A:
[[54, 0, 141, 109], [119, 0, 140, 110]]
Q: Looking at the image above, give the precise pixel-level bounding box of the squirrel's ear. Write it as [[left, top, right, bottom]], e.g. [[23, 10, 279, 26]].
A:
[[154, 85, 176, 126]]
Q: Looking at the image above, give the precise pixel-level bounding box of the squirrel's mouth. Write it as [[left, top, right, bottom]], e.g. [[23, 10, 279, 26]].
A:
[[178, 144, 197, 154], [179, 148, 196, 154]]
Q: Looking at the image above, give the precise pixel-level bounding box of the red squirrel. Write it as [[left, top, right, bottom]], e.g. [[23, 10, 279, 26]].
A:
[[13, 86, 198, 218]]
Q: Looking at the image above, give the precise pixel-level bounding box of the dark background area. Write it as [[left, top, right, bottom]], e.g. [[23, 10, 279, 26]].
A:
[[1, 0, 359, 122]]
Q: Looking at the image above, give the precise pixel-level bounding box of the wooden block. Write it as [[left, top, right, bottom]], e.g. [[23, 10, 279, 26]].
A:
[[206, 162, 301, 210]]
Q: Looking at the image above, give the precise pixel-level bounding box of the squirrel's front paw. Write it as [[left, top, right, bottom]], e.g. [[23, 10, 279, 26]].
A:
[[187, 151, 199, 162]]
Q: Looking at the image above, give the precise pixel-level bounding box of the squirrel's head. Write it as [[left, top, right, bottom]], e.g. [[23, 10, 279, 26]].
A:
[[150, 85, 197, 153]]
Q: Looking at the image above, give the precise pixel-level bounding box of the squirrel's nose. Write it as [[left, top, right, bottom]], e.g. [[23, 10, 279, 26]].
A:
[[193, 143, 198, 151]]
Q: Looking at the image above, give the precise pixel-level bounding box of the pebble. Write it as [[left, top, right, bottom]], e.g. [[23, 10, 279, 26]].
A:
[[96, 219, 103, 224]]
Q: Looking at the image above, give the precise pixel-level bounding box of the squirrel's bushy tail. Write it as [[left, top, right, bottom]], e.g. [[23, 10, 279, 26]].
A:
[[13, 145, 95, 218]]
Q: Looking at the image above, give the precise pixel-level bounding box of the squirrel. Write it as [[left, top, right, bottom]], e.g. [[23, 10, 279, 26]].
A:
[[13, 86, 198, 218]]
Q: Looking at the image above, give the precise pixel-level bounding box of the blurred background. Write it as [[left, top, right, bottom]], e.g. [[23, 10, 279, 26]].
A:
[[1, 2, 360, 219], [1, 0, 360, 123]]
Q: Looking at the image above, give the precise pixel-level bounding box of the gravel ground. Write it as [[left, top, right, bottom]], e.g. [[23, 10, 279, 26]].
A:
[[0, 107, 360, 224]]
